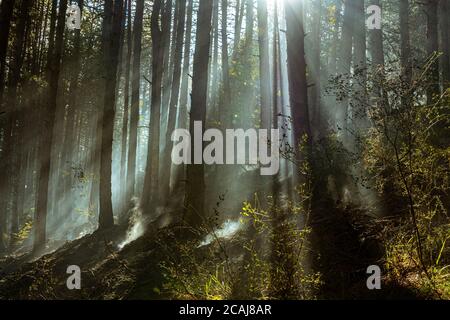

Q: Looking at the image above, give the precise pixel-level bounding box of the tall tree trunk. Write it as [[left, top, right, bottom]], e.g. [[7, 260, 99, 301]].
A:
[[120, 0, 132, 208], [440, 0, 450, 87], [126, 0, 144, 205], [60, 0, 85, 215], [220, 0, 231, 127], [233, 0, 245, 53], [0, 0, 15, 105], [161, 0, 187, 201], [369, 0, 388, 110], [98, 0, 124, 229], [400, 0, 412, 108], [328, 0, 342, 77], [310, 0, 323, 132], [6, 0, 32, 249], [185, 0, 214, 227], [337, 0, 355, 136], [173, 0, 193, 194], [142, 0, 164, 214], [257, 0, 271, 130], [34, 0, 68, 252], [426, 0, 440, 104], [160, 0, 173, 138], [285, 0, 311, 170], [353, 0, 367, 126], [245, 0, 254, 46]]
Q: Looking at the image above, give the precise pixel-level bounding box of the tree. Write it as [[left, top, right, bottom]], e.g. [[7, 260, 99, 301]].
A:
[[285, 0, 311, 174], [185, 0, 214, 227], [173, 0, 194, 194], [161, 0, 187, 200], [126, 0, 144, 205], [5, 0, 32, 249], [337, 0, 355, 135], [35, 0, 68, 252], [142, 0, 164, 214], [98, 0, 124, 229], [257, 0, 271, 130], [426, 0, 439, 104], [440, 0, 450, 87], [220, 0, 231, 127], [121, 0, 132, 206], [0, 0, 15, 105]]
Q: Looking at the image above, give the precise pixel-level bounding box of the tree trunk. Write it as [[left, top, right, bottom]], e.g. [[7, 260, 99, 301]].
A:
[[60, 0, 84, 215], [98, 0, 124, 229], [285, 0, 311, 170], [142, 0, 164, 214], [349, 0, 367, 130], [126, 0, 144, 205], [160, 0, 173, 138], [161, 0, 187, 201], [426, 0, 439, 104], [233, 0, 245, 53], [6, 0, 32, 249], [220, 0, 231, 127], [440, 0, 449, 87], [34, 0, 68, 252], [120, 0, 132, 208], [400, 0, 412, 108], [0, 0, 15, 105], [173, 0, 194, 194], [185, 0, 214, 227], [257, 0, 271, 130], [337, 0, 355, 136]]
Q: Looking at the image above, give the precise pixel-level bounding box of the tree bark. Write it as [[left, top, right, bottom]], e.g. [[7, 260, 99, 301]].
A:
[[426, 0, 439, 104], [257, 0, 271, 130], [126, 0, 144, 204], [185, 0, 214, 227], [120, 0, 132, 208], [142, 0, 164, 214], [0, 0, 15, 105], [173, 0, 194, 194], [98, 0, 124, 229], [161, 0, 187, 201], [285, 0, 311, 171], [34, 0, 68, 252], [440, 0, 450, 87]]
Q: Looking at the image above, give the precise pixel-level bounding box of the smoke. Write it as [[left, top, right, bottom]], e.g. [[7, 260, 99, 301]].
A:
[[199, 219, 242, 248], [118, 199, 145, 250]]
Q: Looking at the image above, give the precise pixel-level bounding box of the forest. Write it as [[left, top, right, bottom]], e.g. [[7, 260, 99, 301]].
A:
[[0, 0, 449, 300]]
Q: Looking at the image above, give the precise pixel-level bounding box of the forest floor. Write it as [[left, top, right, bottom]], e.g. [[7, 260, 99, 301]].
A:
[[0, 210, 432, 300]]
